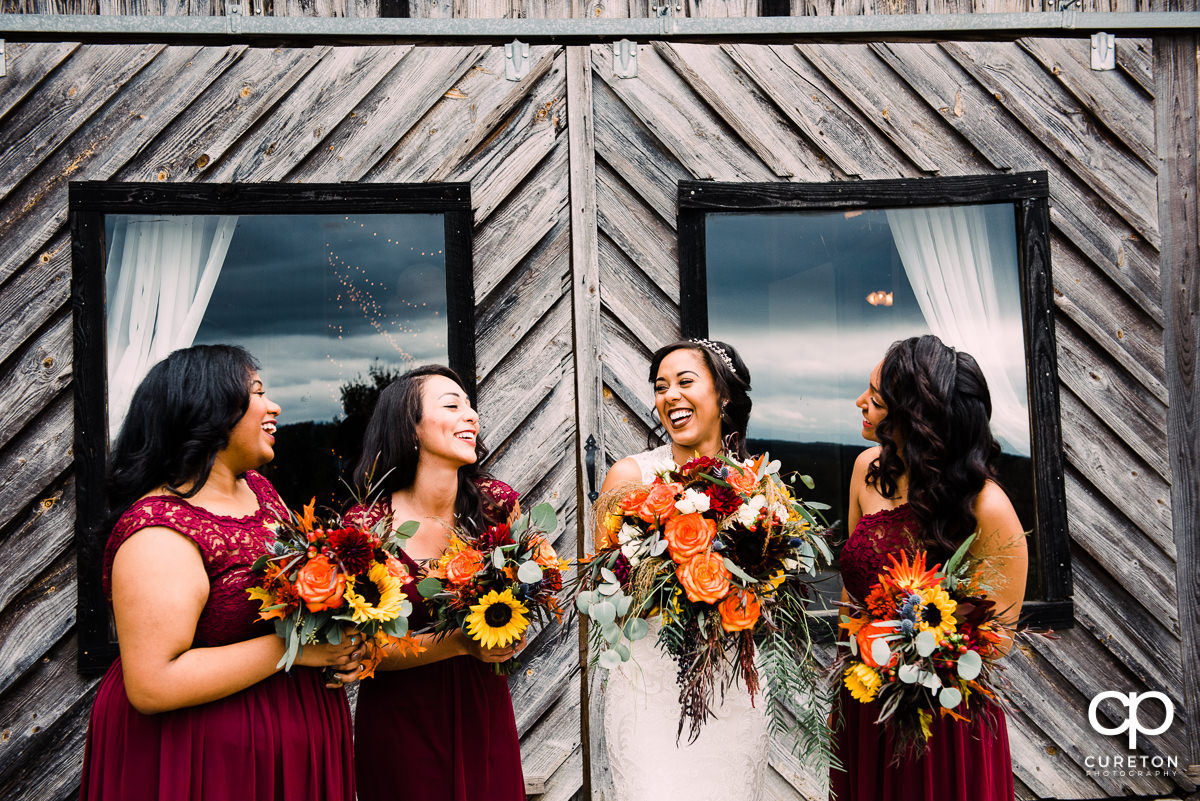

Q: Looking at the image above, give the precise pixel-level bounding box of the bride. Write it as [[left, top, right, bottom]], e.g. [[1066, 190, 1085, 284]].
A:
[[596, 338, 769, 800]]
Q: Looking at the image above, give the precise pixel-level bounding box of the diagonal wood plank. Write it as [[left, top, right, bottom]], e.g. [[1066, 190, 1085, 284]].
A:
[[0, 479, 74, 617], [723, 44, 907, 180], [654, 43, 833, 181], [596, 162, 679, 304], [0, 42, 80, 124], [598, 232, 678, 354], [941, 41, 1160, 248], [0, 241, 70, 369], [1117, 37, 1155, 98], [0, 43, 165, 200], [1019, 37, 1156, 169], [0, 394, 73, 530], [592, 43, 777, 183]]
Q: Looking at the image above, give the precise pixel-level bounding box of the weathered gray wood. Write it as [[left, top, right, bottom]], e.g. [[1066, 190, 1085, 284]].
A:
[[519, 669, 582, 793], [1051, 237, 1168, 406], [722, 44, 907, 180], [598, 232, 678, 354], [0, 243, 70, 369], [0, 314, 73, 447], [0, 680, 91, 801], [0, 479, 74, 617], [288, 46, 488, 182], [1117, 37, 1155, 97], [1018, 37, 1157, 169], [1156, 30, 1200, 772], [1055, 322, 1170, 482], [472, 141, 570, 301], [117, 46, 325, 181], [0, 393, 73, 532], [686, 0, 758, 14], [0, 43, 165, 199], [0, 42, 80, 124], [874, 41, 1166, 326], [0, 552, 76, 700], [796, 43, 949, 174], [1003, 693, 1109, 798], [528, 743, 584, 801], [592, 43, 778, 183], [655, 42, 830, 181], [596, 162, 679, 304], [941, 41, 1160, 247], [591, 74, 690, 227]]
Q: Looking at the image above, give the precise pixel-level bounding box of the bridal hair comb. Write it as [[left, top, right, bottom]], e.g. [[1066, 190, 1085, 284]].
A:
[[688, 338, 737, 376]]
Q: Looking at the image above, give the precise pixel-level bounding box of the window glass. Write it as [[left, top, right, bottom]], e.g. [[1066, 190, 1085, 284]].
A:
[[704, 205, 1037, 608]]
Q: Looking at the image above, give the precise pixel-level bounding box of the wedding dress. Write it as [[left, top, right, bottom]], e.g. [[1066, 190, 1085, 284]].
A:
[[602, 444, 770, 801]]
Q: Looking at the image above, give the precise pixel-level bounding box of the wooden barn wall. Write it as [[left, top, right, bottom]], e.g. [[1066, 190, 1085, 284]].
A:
[[0, 41, 585, 801], [0, 0, 1172, 17], [582, 38, 1195, 800]]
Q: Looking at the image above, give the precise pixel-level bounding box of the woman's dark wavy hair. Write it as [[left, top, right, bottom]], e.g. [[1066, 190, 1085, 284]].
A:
[[647, 339, 753, 460], [866, 335, 1001, 554], [104, 344, 260, 534], [353, 365, 492, 535]]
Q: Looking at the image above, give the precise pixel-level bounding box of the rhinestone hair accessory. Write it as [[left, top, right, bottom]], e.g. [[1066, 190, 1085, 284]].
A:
[[689, 338, 737, 376]]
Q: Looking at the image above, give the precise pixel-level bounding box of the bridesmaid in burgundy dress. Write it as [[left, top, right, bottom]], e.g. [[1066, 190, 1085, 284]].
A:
[[79, 345, 364, 801], [346, 365, 525, 801], [831, 335, 1028, 801]]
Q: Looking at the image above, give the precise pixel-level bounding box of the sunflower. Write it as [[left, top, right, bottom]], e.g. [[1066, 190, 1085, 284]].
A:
[[344, 562, 407, 624], [914, 585, 958, 640], [844, 663, 882, 703], [465, 588, 530, 649]]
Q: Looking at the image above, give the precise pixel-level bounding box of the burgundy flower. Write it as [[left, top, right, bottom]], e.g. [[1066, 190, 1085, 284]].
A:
[[679, 455, 723, 479], [704, 485, 741, 518], [612, 553, 632, 585], [326, 527, 374, 576], [481, 524, 514, 548]]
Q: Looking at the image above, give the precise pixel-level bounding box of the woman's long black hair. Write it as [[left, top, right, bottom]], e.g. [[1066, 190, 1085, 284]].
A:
[[104, 344, 260, 534], [647, 339, 753, 460], [866, 335, 1000, 555], [353, 365, 492, 535]]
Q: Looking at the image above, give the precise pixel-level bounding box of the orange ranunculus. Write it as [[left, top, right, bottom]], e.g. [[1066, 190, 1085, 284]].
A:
[[385, 554, 413, 585], [638, 482, 683, 525], [295, 554, 346, 612], [676, 551, 732, 605], [718, 589, 762, 632], [619, 488, 650, 514], [726, 465, 758, 496], [857, 620, 898, 668], [445, 547, 485, 585], [663, 512, 717, 564]]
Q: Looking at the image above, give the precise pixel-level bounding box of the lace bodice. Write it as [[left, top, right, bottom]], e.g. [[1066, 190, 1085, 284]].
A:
[[101, 471, 288, 648], [839, 504, 927, 602], [629, 444, 674, 482]]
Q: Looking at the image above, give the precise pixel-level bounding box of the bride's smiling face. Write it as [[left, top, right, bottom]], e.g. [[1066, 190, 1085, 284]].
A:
[[654, 348, 723, 451]]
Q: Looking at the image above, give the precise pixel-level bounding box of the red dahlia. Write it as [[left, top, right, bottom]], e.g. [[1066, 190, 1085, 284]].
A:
[[679, 455, 722, 478], [327, 527, 374, 575], [704, 485, 741, 517], [481, 524, 514, 548]]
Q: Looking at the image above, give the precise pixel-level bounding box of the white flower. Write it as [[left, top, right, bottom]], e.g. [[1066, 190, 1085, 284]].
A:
[[618, 523, 640, 545], [675, 488, 711, 515], [735, 494, 766, 527]]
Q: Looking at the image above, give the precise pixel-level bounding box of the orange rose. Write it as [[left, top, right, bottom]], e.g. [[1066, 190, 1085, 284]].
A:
[[619, 488, 650, 513], [295, 554, 346, 612], [718, 589, 762, 632], [385, 554, 413, 585], [445, 547, 485, 585], [676, 551, 732, 605], [638, 482, 683, 525], [663, 512, 717, 564], [857, 621, 898, 668], [726, 465, 758, 496], [529, 535, 561, 567]]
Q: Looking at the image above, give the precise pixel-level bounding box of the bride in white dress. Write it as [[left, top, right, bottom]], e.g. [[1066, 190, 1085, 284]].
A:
[[596, 339, 769, 800]]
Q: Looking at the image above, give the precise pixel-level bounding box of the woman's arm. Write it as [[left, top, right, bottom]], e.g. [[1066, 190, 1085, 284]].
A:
[[112, 526, 363, 714], [969, 481, 1029, 654], [593, 456, 642, 549]]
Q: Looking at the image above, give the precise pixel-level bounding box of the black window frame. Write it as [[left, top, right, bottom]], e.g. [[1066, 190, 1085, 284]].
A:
[[677, 171, 1072, 631], [69, 181, 475, 674]]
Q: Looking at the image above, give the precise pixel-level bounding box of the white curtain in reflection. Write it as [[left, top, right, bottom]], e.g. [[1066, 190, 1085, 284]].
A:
[[885, 206, 1030, 455], [106, 215, 238, 439]]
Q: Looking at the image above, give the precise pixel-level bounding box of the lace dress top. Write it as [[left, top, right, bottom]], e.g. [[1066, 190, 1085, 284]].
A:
[[101, 470, 287, 648], [839, 503, 923, 603]]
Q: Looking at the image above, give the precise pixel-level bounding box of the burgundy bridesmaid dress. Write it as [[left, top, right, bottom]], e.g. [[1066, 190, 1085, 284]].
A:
[[79, 471, 355, 801], [348, 479, 525, 801], [831, 504, 1014, 801]]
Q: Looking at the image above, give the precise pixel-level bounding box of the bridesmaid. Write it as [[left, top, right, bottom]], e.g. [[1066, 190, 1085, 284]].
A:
[[80, 344, 363, 801], [347, 365, 525, 801], [832, 335, 1027, 801]]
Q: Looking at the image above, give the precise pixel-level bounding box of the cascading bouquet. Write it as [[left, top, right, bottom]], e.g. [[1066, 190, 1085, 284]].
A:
[[575, 453, 835, 757], [415, 502, 567, 675], [247, 498, 424, 679], [834, 537, 1015, 758]]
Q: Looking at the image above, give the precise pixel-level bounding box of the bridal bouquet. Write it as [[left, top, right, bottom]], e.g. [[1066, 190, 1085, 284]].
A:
[[416, 502, 567, 675], [248, 498, 423, 679], [835, 538, 1013, 758], [576, 453, 835, 752]]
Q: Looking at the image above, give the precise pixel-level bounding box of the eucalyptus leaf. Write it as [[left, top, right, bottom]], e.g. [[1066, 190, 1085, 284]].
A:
[[530, 502, 557, 534], [325, 625, 343, 645], [395, 519, 420, 538], [416, 576, 444, 599], [510, 517, 529, 537], [492, 548, 505, 569], [915, 629, 937, 657], [650, 538, 668, 557], [601, 622, 622, 644], [939, 687, 963, 708], [615, 642, 631, 661], [723, 557, 755, 586], [624, 617, 649, 641], [869, 637, 892, 668], [764, 459, 781, 476], [615, 595, 633, 617], [598, 583, 621, 596], [517, 561, 543, 583], [956, 649, 983, 680], [922, 671, 942, 690], [598, 649, 622, 670], [591, 600, 616, 626], [898, 664, 920, 684], [576, 591, 595, 614], [800, 474, 815, 490], [600, 567, 618, 584]]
